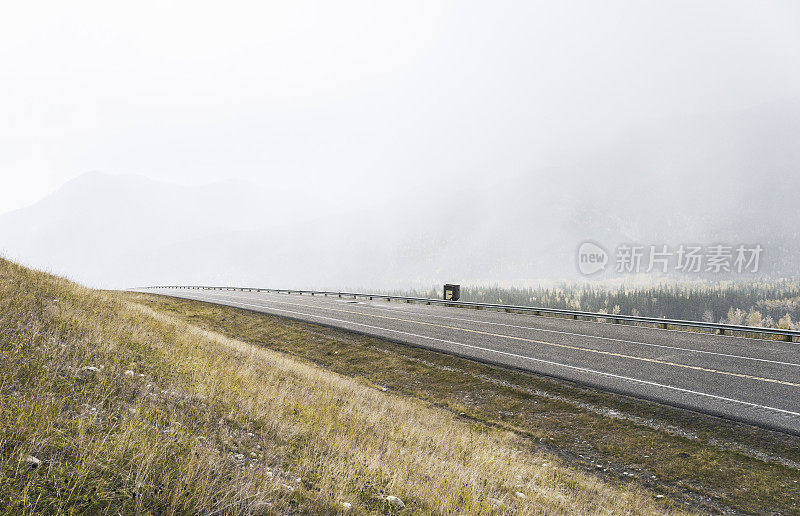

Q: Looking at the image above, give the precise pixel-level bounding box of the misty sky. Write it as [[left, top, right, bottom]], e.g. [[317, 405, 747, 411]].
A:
[[2, 1, 799, 213]]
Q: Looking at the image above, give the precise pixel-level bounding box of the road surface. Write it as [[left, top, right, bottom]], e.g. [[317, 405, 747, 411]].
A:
[[140, 288, 800, 434]]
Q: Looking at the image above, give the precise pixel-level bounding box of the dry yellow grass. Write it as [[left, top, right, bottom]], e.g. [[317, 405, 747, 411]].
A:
[[0, 259, 682, 514]]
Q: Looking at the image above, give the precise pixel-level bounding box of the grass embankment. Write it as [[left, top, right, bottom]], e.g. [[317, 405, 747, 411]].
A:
[[0, 259, 675, 515], [127, 292, 800, 515]]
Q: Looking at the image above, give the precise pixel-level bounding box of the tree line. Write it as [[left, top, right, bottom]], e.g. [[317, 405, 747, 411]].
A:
[[395, 280, 800, 330]]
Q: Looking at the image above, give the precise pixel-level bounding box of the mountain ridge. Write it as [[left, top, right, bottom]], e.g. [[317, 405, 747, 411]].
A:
[[3, 100, 798, 288]]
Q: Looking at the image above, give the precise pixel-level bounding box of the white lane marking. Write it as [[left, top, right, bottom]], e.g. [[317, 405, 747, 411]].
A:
[[237, 291, 786, 343], [174, 292, 800, 418], [146, 288, 798, 345], [220, 291, 800, 368], [356, 301, 800, 367], [198, 292, 800, 387]]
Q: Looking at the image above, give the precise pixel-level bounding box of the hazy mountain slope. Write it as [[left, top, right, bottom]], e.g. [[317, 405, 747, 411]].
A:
[[0, 172, 290, 284], [1, 101, 798, 289], [481, 99, 800, 279]]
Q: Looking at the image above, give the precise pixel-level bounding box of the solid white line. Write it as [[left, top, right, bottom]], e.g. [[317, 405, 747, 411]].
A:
[[221, 291, 800, 368], [200, 292, 800, 386], [356, 301, 800, 367], [176, 292, 800, 418]]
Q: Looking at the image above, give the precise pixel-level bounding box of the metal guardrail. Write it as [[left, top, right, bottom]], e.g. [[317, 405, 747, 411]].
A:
[[139, 285, 800, 342]]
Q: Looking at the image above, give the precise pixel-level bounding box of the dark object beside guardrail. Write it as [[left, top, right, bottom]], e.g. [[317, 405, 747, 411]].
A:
[[443, 284, 460, 301]]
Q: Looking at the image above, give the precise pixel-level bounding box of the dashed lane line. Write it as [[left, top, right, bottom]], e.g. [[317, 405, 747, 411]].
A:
[[200, 292, 800, 389], [176, 292, 800, 418]]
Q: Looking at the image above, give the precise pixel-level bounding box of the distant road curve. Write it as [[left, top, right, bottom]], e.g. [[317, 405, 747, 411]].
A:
[[137, 288, 800, 434]]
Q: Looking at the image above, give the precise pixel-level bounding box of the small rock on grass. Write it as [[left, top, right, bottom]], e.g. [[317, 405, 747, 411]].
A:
[[124, 370, 135, 376], [341, 502, 352, 510], [386, 495, 405, 509], [23, 456, 41, 469]]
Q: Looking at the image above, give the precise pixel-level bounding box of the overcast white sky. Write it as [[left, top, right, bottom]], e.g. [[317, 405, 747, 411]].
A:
[[2, 1, 799, 214]]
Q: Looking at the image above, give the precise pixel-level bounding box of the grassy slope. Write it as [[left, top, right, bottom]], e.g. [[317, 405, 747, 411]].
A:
[[0, 259, 675, 515], [126, 292, 800, 515]]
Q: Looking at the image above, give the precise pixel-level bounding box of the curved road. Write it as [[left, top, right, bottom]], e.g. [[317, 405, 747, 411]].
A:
[[141, 288, 800, 434]]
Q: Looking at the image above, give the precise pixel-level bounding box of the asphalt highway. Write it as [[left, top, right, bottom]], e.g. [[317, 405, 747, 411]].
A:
[[141, 288, 800, 434]]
